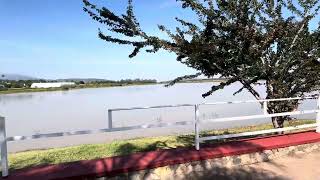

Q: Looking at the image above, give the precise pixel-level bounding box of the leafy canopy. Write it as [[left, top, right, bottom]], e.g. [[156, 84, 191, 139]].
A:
[[83, 0, 320, 99]]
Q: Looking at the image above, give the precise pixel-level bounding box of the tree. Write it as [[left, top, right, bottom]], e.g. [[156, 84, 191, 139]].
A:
[[83, 0, 320, 128]]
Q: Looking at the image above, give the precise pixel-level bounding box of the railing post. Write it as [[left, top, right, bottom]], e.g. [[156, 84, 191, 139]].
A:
[[263, 101, 268, 115], [316, 95, 320, 133], [0, 117, 8, 177], [194, 104, 200, 150], [108, 110, 113, 129]]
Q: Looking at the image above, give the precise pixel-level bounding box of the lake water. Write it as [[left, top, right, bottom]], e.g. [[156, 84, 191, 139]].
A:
[[0, 82, 317, 152]]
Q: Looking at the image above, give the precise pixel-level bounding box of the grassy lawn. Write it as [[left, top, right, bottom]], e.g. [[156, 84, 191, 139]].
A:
[[9, 119, 316, 170]]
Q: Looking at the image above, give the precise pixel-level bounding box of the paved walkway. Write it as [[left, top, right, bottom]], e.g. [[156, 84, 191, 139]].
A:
[[201, 150, 320, 180], [247, 150, 320, 180]]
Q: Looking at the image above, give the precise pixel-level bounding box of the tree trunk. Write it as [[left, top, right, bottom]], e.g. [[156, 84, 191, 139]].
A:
[[271, 116, 285, 128], [266, 80, 298, 129]]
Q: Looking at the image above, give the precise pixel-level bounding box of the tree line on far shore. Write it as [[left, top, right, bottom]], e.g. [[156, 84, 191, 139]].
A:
[[0, 78, 157, 90]]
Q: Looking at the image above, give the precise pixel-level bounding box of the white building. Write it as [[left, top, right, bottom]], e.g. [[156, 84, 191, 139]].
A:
[[31, 82, 76, 88]]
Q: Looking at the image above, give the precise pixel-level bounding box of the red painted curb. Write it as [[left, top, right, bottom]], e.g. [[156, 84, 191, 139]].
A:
[[6, 130, 320, 180]]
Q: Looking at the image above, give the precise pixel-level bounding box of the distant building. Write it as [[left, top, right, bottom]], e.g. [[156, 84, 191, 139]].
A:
[[31, 82, 75, 88]]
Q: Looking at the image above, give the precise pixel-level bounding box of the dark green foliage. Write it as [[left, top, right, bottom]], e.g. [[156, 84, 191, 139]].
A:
[[83, 0, 320, 128], [0, 79, 157, 91], [0, 80, 42, 88]]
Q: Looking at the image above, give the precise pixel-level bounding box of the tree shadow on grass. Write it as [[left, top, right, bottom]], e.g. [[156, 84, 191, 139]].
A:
[[174, 129, 256, 148], [112, 140, 170, 155]]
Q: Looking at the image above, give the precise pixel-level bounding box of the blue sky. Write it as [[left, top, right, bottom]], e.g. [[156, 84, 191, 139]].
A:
[[0, 0, 197, 81], [1, 1, 318, 81]]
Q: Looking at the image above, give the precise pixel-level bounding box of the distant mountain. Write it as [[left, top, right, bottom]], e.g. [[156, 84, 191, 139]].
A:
[[0, 74, 38, 81], [0, 75, 155, 83]]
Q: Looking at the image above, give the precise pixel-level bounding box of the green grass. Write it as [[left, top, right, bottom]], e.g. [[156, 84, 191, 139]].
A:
[[9, 119, 316, 170]]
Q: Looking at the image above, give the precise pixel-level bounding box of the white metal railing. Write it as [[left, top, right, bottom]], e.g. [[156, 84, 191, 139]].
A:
[[194, 95, 320, 150], [107, 104, 195, 129], [0, 117, 8, 177], [0, 95, 319, 177]]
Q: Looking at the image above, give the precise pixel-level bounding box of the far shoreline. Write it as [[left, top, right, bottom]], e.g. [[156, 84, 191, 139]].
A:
[[0, 83, 156, 95], [0, 79, 227, 95]]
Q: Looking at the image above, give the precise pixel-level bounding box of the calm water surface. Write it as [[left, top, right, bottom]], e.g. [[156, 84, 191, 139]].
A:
[[0, 82, 316, 152]]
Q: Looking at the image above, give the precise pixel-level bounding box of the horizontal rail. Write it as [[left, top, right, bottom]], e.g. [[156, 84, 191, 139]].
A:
[[109, 104, 194, 111], [199, 110, 318, 123], [7, 120, 193, 142], [199, 123, 317, 141], [109, 96, 318, 111], [202, 96, 318, 106]]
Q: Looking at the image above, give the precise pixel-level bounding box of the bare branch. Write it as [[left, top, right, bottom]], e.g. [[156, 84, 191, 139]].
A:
[[165, 73, 202, 87]]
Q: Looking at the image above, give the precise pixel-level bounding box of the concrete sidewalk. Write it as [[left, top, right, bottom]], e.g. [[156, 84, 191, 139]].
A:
[[245, 150, 320, 180], [196, 150, 320, 180]]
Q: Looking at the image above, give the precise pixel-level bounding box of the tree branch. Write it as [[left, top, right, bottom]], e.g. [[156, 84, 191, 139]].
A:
[[165, 72, 202, 87]]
